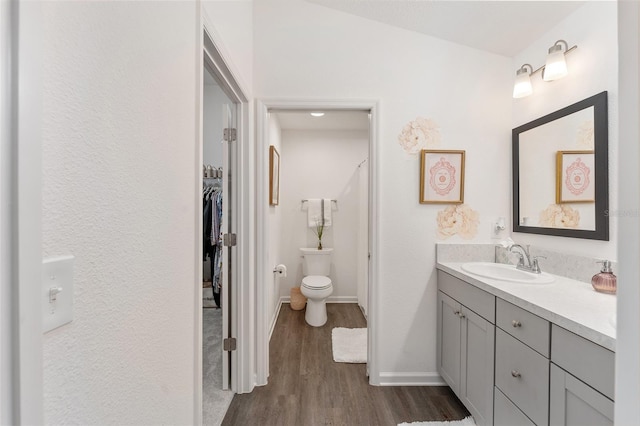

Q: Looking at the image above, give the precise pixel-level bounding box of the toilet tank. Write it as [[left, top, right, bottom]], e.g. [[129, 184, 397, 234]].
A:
[[300, 248, 333, 276]]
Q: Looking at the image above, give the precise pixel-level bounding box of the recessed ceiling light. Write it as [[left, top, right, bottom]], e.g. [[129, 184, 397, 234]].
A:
[[310, 112, 325, 117]]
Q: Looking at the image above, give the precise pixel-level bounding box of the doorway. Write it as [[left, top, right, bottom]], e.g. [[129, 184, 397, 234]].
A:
[[201, 62, 235, 421], [256, 101, 380, 386], [199, 25, 250, 423]]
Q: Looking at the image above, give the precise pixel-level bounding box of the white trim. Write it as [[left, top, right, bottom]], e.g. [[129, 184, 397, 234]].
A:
[[0, 1, 14, 422], [194, 5, 204, 424], [196, 10, 253, 421], [14, 0, 43, 423], [616, 2, 640, 423], [327, 296, 359, 303], [256, 99, 380, 387], [281, 296, 359, 304], [268, 299, 283, 342], [367, 102, 381, 386], [378, 372, 446, 386]]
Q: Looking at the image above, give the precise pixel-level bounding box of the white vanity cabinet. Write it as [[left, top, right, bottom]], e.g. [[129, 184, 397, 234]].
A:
[[437, 271, 495, 426]]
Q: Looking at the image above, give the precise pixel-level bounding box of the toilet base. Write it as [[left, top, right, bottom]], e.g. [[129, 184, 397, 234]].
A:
[[305, 299, 328, 327]]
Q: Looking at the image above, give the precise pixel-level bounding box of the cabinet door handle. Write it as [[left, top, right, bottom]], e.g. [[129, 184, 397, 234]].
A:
[[511, 320, 522, 328], [454, 310, 461, 316], [511, 370, 522, 378]]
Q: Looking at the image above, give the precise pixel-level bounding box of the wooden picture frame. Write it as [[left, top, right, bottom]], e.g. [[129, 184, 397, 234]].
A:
[[269, 146, 280, 206], [420, 150, 465, 204], [556, 150, 595, 204]]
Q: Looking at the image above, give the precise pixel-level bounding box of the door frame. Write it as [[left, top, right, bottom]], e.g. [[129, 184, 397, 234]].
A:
[[255, 99, 381, 386], [4, 0, 44, 424], [196, 12, 252, 423]]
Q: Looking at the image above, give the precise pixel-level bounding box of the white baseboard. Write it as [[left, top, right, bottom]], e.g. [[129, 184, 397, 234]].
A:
[[268, 299, 284, 342], [377, 372, 446, 386], [281, 295, 358, 304], [327, 296, 358, 303]]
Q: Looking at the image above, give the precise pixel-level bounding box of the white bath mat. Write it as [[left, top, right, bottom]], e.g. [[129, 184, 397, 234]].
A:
[[331, 327, 367, 363], [398, 417, 475, 426]]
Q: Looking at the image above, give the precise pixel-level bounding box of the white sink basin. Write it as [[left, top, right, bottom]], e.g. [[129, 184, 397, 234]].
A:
[[461, 262, 555, 284]]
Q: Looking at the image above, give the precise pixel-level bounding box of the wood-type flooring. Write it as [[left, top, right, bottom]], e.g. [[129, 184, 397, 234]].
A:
[[222, 303, 469, 426]]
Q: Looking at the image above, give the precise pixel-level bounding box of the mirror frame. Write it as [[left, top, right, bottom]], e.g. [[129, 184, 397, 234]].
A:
[[512, 91, 609, 240]]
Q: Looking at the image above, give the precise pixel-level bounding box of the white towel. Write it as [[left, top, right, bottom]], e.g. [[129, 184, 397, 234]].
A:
[[322, 198, 332, 227], [307, 199, 322, 227], [307, 198, 333, 227]]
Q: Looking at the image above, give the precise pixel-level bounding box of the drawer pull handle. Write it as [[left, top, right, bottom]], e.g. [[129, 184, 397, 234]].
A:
[[511, 370, 522, 378], [511, 320, 522, 328]]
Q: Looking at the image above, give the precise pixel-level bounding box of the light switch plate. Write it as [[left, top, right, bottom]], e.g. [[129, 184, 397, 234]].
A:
[[42, 255, 75, 333]]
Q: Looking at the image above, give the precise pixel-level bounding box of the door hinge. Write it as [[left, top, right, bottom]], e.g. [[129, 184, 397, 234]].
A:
[[223, 337, 237, 351], [223, 128, 237, 142], [223, 233, 237, 247]]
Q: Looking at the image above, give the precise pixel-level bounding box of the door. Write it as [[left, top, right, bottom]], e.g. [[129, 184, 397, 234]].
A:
[[550, 363, 614, 426], [202, 60, 238, 393], [221, 102, 237, 390], [437, 291, 462, 395]]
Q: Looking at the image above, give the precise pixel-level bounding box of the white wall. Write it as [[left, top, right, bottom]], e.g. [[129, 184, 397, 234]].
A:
[[254, 0, 512, 383], [277, 129, 368, 302], [202, 0, 253, 97], [267, 114, 283, 328], [203, 82, 228, 167], [511, 1, 618, 260], [616, 2, 640, 424], [41, 3, 198, 424]]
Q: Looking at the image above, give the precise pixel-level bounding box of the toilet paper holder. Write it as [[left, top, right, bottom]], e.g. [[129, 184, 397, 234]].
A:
[[273, 264, 287, 277]]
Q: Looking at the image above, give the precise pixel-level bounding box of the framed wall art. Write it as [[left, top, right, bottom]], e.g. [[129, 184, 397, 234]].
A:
[[269, 145, 280, 206], [419, 149, 465, 204], [556, 150, 595, 204]]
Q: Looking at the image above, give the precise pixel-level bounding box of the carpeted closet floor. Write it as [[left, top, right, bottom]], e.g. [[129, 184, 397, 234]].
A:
[[203, 308, 234, 425]]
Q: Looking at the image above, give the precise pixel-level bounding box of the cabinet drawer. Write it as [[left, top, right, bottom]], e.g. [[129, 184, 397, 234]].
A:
[[496, 298, 550, 357], [438, 271, 495, 323], [494, 387, 536, 426], [551, 325, 615, 400], [495, 328, 549, 426]]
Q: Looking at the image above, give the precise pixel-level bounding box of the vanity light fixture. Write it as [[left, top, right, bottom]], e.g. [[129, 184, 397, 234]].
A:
[[513, 64, 533, 99], [512, 39, 577, 98], [543, 40, 572, 81], [310, 112, 325, 117]]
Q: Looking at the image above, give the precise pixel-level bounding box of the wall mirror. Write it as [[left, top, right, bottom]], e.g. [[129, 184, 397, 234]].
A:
[[512, 91, 609, 240]]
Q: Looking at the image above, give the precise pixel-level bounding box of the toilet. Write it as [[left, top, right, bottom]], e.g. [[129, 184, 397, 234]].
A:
[[299, 248, 333, 327]]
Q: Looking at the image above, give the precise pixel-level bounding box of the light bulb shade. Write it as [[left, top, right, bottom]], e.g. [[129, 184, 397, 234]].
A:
[[513, 69, 533, 98], [543, 49, 568, 81]]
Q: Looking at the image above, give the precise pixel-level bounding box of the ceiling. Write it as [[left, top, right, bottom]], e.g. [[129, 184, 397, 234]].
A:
[[306, 0, 586, 57], [274, 111, 370, 131]]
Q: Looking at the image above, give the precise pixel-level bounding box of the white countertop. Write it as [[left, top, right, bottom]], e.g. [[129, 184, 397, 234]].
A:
[[437, 261, 616, 352]]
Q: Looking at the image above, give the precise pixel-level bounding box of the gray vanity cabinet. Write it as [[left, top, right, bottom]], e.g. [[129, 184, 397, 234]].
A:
[[437, 271, 495, 426], [549, 325, 615, 426], [436, 267, 616, 426], [549, 364, 613, 426]]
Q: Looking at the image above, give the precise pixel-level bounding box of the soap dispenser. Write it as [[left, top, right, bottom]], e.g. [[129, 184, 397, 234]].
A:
[[592, 260, 617, 294]]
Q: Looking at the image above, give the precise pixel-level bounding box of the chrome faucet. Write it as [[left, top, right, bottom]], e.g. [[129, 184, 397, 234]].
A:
[[509, 244, 545, 274]]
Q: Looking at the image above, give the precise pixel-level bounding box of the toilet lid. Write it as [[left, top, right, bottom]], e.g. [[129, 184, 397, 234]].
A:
[[302, 275, 332, 290]]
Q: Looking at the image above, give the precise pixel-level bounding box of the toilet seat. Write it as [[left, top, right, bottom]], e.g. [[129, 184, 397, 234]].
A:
[[302, 275, 332, 290]]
